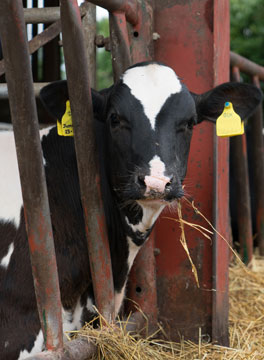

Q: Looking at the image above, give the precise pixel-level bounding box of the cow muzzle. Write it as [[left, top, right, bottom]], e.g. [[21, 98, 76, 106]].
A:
[[136, 174, 184, 201]]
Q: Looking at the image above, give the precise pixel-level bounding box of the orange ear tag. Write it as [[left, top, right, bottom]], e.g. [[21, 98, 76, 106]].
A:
[[216, 102, 244, 137]]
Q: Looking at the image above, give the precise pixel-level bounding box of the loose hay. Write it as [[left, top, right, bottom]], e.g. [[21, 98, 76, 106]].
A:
[[69, 257, 264, 359], [70, 199, 264, 359]]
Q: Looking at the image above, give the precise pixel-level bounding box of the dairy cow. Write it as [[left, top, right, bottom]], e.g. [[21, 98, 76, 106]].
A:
[[0, 61, 262, 359]]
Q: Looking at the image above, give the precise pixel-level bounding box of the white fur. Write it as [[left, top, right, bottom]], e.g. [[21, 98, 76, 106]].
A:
[[114, 285, 127, 317], [0, 127, 53, 228], [0, 242, 14, 269], [122, 64, 182, 129], [18, 330, 44, 359], [127, 201, 165, 234], [62, 299, 83, 333], [145, 155, 170, 193], [127, 236, 140, 271]]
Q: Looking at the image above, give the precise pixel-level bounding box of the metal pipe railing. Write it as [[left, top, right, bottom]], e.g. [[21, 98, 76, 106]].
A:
[[0, 0, 63, 351], [230, 51, 264, 81], [230, 54, 264, 257], [0, 82, 49, 99], [24, 7, 60, 23], [230, 66, 254, 263], [60, 0, 115, 321], [88, 0, 138, 25], [248, 75, 264, 255]]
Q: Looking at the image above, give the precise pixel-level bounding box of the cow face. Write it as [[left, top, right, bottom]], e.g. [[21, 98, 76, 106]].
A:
[[40, 61, 262, 206]]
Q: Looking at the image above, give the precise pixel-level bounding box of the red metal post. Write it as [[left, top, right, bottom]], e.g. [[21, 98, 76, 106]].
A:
[[211, 0, 230, 344], [87, 0, 138, 26], [154, 0, 230, 344], [0, 0, 63, 351], [124, 0, 158, 334], [109, 11, 131, 81], [60, 0, 115, 321]]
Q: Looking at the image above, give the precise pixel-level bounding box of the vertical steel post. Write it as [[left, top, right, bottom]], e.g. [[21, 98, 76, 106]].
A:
[[212, 0, 230, 345], [154, 0, 230, 344], [250, 76, 264, 255], [230, 66, 253, 263], [82, 2, 97, 89], [125, 0, 158, 334], [60, 0, 115, 320], [0, 0, 63, 351], [109, 11, 132, 81]]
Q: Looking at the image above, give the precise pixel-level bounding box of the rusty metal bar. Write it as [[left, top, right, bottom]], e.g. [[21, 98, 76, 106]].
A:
[[109, 11, 131, 81], [126, 234, 158, 336], [0, 0, 63, 351], [0, 4, 88, 78], [81, 2, 97, 88], [0, 82, 49, 99], [230, 66, 253, 263], [125, 0, 158, 332], [24, 7, 60, 24], [230, 51, 264, 81], [249, 76, 264, 255], [87, 0, 138, 25], [60, 0, 115, 320]]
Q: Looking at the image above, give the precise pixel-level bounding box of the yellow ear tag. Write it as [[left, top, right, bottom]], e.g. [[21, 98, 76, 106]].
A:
[[57, 100, 74, 136], [216, 102, 244, 137]]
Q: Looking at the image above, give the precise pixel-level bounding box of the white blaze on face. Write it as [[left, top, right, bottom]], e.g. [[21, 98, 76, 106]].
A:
[[145, 155, 170, 194], [122, 63, 182, 130]]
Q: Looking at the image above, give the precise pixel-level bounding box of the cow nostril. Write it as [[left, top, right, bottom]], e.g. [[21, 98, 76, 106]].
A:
[[137, 175, 146, 189], [165, 176, 174, 191]]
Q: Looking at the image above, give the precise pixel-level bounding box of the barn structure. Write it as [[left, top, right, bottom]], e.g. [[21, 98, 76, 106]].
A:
[[0, 0, 263, 358]]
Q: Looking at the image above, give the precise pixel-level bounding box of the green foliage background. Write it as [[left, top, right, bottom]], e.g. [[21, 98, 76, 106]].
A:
[[96, 18, 113, 90], [230, 0, 264, 66]]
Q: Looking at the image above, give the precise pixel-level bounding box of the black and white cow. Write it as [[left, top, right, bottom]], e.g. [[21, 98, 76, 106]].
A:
[[0, 61, 262, 359]]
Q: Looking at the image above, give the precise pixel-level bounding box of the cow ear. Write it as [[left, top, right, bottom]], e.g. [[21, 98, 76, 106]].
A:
[[192, 82, 263, 124], [40, 80, 69, 121], [40, 81, 108, 122]]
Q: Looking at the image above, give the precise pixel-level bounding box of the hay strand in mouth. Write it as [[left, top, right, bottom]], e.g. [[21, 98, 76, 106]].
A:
[[176, 199, 200, 287]]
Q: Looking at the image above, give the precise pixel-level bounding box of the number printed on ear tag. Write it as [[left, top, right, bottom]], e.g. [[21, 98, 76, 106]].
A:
[[57, 100, 74, 137], [216, 102, 244, 137]]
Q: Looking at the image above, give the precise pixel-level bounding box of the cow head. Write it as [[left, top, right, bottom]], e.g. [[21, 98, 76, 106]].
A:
[[40, 62, 262, 208]]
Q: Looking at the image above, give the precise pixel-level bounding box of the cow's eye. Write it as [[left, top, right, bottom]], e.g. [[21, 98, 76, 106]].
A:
[[110, 113, 121, 128]]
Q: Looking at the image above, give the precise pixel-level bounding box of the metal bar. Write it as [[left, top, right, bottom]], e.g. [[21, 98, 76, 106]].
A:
[[43, 0, 60, 82], [24, 7, 60, 24], [0, 0, 63, 351], [250, 76, 264, 255], [125, 0, 158, 333], [0, 4, 88, 77], [230, 51, 264, 81], [81, 2, 97, 88], [230, 66, 253, 263], [0, 20, 61, 77], [212, 0, 230, 346], [126, 234, 158, 336], [87, 0, 138, 25], [0, 82, 49, 99], [109, 11, 131, 81], [128, 0, 154, 63], [60, 0, 115, 320]]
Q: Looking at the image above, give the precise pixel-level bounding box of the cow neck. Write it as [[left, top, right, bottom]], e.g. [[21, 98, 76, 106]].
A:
[[122, 200, 166, 246]]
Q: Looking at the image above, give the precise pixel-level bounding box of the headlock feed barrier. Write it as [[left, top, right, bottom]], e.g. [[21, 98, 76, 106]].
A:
[[0, 0, 263, 358]]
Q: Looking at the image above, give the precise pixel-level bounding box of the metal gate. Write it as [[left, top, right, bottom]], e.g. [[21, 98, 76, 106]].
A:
[[0, 0, 233, 357]]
